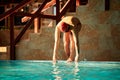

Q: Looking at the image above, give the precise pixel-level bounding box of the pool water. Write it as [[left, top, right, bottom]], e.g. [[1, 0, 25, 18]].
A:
[[0, 60, 120, 80]]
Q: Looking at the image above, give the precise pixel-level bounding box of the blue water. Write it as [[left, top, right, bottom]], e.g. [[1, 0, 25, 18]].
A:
[[0, 60, 120, 80]]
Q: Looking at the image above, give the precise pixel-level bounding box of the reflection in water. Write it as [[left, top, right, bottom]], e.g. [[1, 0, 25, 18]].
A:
[[52, 64, 62, 80], [73, 62, 81, 79], [74, 62, 80, 75], [51, 62, 81, 80]]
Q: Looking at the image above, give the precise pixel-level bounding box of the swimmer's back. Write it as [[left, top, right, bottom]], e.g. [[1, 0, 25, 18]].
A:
[[61, 16, 80, 27]]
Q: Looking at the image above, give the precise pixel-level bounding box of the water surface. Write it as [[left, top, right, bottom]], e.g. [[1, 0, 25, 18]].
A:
[[0, 60, 120, 80]]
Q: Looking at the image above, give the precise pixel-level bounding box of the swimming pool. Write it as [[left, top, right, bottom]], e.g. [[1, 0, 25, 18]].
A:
[[0, 60, 120, 80]]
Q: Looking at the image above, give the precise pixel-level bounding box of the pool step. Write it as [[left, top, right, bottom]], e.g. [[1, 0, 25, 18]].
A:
[[16, 27, 67, 60]]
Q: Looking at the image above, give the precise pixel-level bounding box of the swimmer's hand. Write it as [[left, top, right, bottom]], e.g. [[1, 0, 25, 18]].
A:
[[52, 58, 57, 64], [75, 55, 79, 62]]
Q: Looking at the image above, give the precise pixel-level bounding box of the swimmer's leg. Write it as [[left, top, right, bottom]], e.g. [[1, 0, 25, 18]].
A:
[[67, 34, 75, 62], [63, 32, 70, 57]]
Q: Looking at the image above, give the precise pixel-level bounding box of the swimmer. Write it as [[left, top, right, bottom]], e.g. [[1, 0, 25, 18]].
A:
[[53, 16, 81, 63]]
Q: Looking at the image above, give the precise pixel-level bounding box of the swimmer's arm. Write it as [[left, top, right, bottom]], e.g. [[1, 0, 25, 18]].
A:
[[53, 26, 60, 63], [71, 30, 79, 62]]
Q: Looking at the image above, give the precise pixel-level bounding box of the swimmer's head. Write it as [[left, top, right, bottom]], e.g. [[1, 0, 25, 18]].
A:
[[60, 22, 70, 32]]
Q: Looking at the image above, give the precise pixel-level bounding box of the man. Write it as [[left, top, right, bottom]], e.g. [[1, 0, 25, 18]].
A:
[[53, 16, 81, 63]]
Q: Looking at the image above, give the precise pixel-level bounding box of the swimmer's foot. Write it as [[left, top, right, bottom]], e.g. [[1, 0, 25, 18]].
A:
[[67, 58, 73, 62]]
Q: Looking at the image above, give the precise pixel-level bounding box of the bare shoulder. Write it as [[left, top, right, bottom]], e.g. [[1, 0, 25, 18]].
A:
[[61, 16, 74, 21], [62, 16, 80, 26], [62, 16, 79, 20]]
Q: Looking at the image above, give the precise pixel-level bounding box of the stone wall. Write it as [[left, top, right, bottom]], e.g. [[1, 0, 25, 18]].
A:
[[1, 0, 120, 61], [75, 0, 120, 61]]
